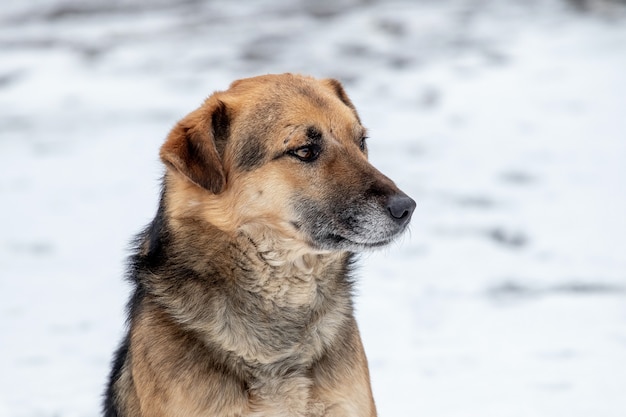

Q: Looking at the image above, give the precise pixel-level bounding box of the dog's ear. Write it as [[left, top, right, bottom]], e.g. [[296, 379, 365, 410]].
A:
[[160, 99, 230, 194], [322, 78, 361, 123]]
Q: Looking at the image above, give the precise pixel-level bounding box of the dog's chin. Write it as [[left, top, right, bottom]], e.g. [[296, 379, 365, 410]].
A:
[[306, 230, 403, 253]]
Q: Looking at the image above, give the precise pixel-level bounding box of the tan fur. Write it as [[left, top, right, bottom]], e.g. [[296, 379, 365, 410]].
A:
[[104, 74, 415, 417]]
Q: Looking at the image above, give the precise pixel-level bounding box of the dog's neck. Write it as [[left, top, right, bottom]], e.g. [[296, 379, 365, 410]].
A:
[[232, 222, 346, 308], [149, 212, 354, 369]]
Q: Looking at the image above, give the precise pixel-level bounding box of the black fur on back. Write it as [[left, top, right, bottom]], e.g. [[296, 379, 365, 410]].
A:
[[102, 333, 130, 417], [102, 189, 168, 416]]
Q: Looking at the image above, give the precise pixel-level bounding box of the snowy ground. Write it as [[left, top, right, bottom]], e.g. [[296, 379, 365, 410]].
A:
[[1, 0, 626, 416]]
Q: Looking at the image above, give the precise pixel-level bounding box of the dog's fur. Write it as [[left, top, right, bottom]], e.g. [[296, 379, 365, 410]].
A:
[[104, 73, 415, 417]]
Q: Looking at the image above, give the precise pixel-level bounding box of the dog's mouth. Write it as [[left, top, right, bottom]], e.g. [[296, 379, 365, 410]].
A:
[[290, 192, 415, 252], [301, 220, 410, 252], [324, 232, 397, 249]]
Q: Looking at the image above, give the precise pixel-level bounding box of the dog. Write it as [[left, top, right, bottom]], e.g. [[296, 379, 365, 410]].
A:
[[103, 73, 415, 417]]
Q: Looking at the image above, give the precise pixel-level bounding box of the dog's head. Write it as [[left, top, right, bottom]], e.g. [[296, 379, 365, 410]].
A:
[[160, 74, 415, 252]]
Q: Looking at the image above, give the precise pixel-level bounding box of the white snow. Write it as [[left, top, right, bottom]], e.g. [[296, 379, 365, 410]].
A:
[[1, 0, 625, 416]]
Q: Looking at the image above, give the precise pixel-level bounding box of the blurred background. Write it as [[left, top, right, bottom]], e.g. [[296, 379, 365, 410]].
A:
[[1, 0, 625, 416]]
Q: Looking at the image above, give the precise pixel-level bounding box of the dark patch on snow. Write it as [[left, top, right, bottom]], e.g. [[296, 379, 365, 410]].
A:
[[0, 71, 23, 88], [25, 0, 203, 22], [418, 87, 441, 109], [388, 55, 414, 69], [488, 281, 535, 299], [431, 225, 528, 247], [303, 0, 372, 19], [564, 0, 626, 15], [338, 43, 372, 58], [8, 241, 55, 256], [486, 227, 528, 248], [488, 280, 626, 300], [500, 170, 536, 185], [483, 48, 510, 66], [376, 17, 407, 38], [242, 35, 291, 63], [456, 195, 498, 209], [554, 282, 626, 294]]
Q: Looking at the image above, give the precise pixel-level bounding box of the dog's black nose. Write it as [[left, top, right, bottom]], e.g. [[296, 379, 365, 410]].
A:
[[387, 194, 416, 226]]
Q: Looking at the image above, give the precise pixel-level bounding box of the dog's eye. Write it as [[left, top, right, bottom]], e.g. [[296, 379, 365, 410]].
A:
[[290, 145, 320, 162], [359, 136, 368, 152]]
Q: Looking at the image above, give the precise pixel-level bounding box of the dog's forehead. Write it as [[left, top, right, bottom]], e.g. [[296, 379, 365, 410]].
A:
[[226, 75, 360, 139]]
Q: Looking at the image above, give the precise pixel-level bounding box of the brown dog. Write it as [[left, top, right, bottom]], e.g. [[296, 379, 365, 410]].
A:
[[103, 73, 415, 417]]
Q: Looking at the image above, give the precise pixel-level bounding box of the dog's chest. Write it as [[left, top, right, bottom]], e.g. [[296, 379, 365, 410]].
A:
[[245, 375, 326, 417], [228, 249, 351, 367]]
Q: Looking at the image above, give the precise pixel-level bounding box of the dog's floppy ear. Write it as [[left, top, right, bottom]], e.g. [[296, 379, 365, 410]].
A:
[[322, 78, 361, 123], [160, 99, 230, 194]]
